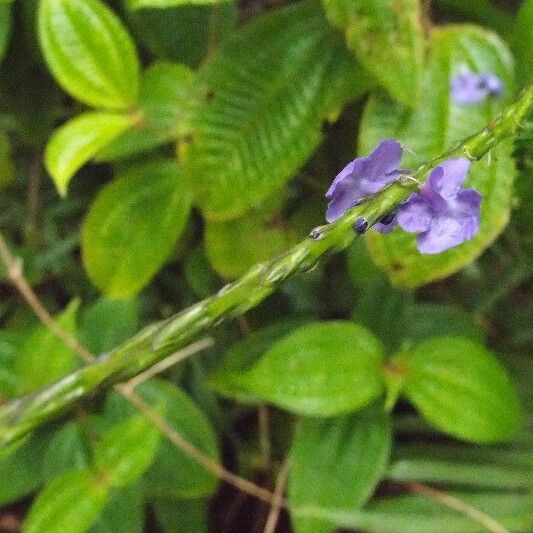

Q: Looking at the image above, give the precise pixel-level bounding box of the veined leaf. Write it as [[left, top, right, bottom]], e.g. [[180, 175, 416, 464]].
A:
[[322, 0, 424, 105], [218, 321, 385, 417], [97, 62, 194, 161], [394, 336, 521, 443], [180, 0, 368, 220], [24, 469, 109, 533], [45, 112, 135, 196], [360, 25, 515, 287], [82, 159, 191, 298], [289, 406, 391, 533], [38, 0, 140, 109]]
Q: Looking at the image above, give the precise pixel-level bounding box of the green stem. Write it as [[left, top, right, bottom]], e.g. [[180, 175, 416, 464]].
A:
[[0, 87, 532, 448]]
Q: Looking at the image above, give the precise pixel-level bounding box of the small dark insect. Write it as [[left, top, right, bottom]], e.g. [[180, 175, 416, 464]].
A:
[[354, 218, 368, 234]]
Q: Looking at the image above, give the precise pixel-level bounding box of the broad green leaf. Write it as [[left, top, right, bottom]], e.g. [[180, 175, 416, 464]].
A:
[[184, 247, 221, 298], [0, 330, 19, 399], [80, 297, 138, 354], [322, 0, 423, 105], [97, 62, 194, 161], [394, 336, 521, 442], [514, 0, 533, 86], [0, 430, 50, 505], [205, 213, 297, 279], [0, 4, 11, 65], [45, 112, 135, 196], [141, 380, 219, 498], [82, 159, 191, 298], [42, 421, 90, 480], [153, 498, 208, 533], [38, 0, 140, 109], [293, 493, 533, 533], [15, 300, 79, 394], [289, 406, 391, 533], [125, 3, 236, 68], [210, 319, 309, 403], [92, 483, 144, 533], [219, 321, 385, 417], [128, 0, 227, 8], [180, 1, 368, 220], [404, 303, 484, 343], [24, 469, 109, 533], [94, 412, 161, 487], [360, 25, 515, 287]]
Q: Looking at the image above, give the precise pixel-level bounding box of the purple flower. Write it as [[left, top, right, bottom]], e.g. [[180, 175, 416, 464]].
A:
[[326, 139, 402, 223], [396, 158, 481, 254], [451, 68, 503, 105]]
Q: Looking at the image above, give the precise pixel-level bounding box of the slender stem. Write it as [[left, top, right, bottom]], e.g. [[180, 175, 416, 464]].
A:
[[0, 86, 531, 448], [263, 459, 291, 533]]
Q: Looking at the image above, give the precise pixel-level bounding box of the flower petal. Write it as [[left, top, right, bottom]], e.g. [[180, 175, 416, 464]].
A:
[[397, 194, 432, 233], [326, 181, 360, 222], [326, 160, 357, 199], [450, 71, 486, 104], [430, 158, 471, 197], [365, 139, 403, 181], [416, 214, 465, 254]]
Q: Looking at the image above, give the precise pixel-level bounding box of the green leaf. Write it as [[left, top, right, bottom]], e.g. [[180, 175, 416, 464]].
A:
[[45, 111, 135, 196], [128, 0, 228, 8], [395, 336, 521, 443], [82, 159, 191, 298], [514, 0, 533, 86], [180, 1, 368, 220], [97, 61, 194, 161], [0, 3, 11, 65], [153, 498, 208, 533], [289, 406, 391, 533], [322, 0, 423, 105], [92, 483, 144, 533], [293, 493, 533, 533], [0, 329, 19, 399], [220, 321, 385, 417], [94, 412, 161, 487], [15, 300, 79, 394], [80, 297, 138, 354], [360, 25, 515, 287], [38, 0, 140, 109], [0, 130, 15, 188], [140, 380, 219, 498], [42, 421, 90, 481], [24, 469, 109, 533], [205, 213, 297, 279], [404, 303, 484, 343]]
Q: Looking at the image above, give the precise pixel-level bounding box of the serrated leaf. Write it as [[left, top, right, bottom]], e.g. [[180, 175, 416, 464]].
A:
[[322, 0, 423, 105], [94, 412, 161, 487], [140, 380, 219, 498], [0, 3, 11, 64], [180, 1, 368, 220], [45, 112, 135, 195], [38, 0, 140, 109], [97, 62, 194, 161], [24, 469, 109, 533], [82, 159, 191, 298], [219, 321, 385, 417], [360, 25, 515, 287], [128, 0, 227, 8], [289, 406, 391, 533], [205, 213, 297, 279], [395, 336, 521, 443], [15, 300, 79, 394], [80, 297, 138, 354]]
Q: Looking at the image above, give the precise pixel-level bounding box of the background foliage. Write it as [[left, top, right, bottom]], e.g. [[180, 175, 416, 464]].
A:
[[0, 0, 531, 531]]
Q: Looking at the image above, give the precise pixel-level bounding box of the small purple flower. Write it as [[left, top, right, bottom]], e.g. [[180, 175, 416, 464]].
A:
[[451, 68, 503, 105], [326, 139, 402, 223], [396, 158, 481, 254]]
